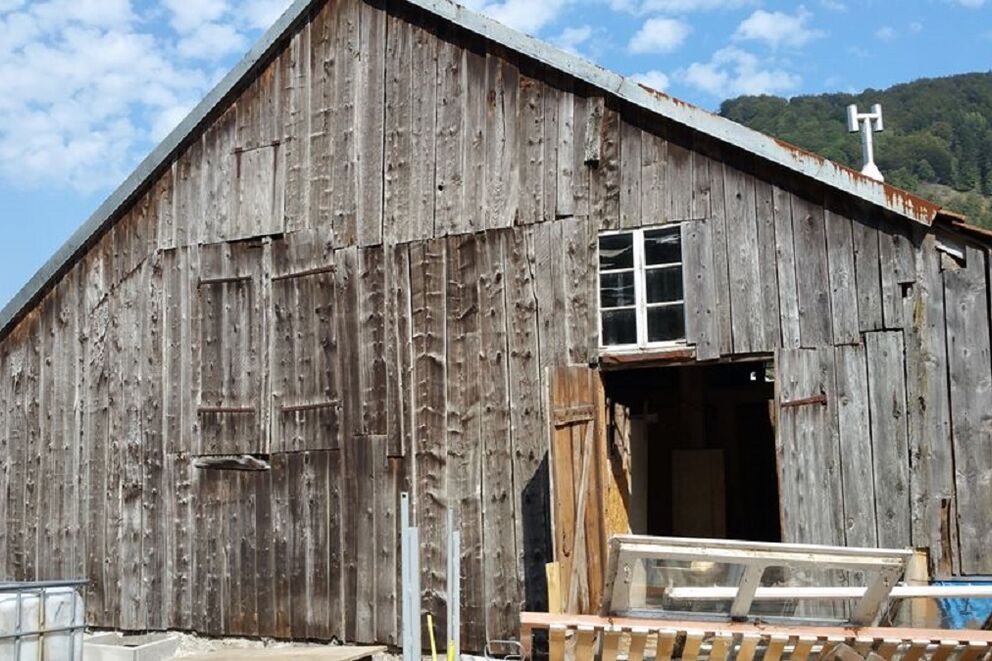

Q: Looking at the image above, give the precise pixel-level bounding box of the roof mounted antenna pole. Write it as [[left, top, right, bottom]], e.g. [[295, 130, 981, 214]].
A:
[[847, 103, 885, 182]]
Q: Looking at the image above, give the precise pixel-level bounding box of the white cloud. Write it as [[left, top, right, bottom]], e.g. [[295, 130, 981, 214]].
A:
[[242, 0, 294, 30], [819, 0, 847, 11], [632, 70, 671, 91], [734, 7, 825, 49], [458, 0, 569, 34], [946, 0, 985, 6], [610, 0, 754, 14], [681, 46, 801, 99], [176, 21, 247, 60], [875, 26, 896, 41], [161, 0, 228, 33], [628, 16, 691, 54], [553, 25, 594, 55]]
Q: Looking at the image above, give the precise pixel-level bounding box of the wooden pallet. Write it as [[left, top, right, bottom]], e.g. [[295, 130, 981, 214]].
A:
[[520, 612, 992, 661]]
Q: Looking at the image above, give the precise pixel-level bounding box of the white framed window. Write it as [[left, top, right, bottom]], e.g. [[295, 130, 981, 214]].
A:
[[598, 225, 686, 351]]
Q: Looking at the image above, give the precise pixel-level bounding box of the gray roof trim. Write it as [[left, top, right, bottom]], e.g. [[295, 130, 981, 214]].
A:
[[0, 0, 946, 338]]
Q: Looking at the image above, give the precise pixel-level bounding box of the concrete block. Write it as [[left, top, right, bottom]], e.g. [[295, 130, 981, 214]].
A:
[[84, 633, 181, 661]]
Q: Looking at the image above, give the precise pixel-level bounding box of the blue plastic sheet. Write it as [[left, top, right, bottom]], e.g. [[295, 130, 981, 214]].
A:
[[934, 580, 992, 629]]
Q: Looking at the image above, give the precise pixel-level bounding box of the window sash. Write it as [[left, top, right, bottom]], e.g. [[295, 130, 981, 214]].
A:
[[598, 226, 687, 351]]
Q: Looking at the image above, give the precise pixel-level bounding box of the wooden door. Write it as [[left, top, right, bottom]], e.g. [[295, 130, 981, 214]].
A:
[[548, 366, 610, 614], [775, 348, 845, 546]]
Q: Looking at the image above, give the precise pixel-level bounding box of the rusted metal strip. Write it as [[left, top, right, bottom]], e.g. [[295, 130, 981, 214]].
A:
[[197, 406, 256, 415], [280, 401, 337, 414], [781, 393, 828, 409], [271, 264, 336, 282], [197, 275, 253, 287]]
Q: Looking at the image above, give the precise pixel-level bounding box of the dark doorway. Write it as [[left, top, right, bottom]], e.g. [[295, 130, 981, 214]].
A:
[[602, 361, 781, 543]]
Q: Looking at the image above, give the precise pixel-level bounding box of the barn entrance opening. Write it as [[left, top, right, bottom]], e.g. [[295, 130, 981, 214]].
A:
[[602, 360, 781, 543]]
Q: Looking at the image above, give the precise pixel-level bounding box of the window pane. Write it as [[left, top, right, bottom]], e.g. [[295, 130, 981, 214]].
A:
[[644, 227, 681, 265], [600, 271, 636, 308], [600, 233, 634, 270], [602, 309, 637, 346], [646, 266, 683, 304], [648, 305, 685, 343]]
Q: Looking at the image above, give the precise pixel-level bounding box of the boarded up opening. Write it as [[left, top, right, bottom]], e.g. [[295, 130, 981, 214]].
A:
[[601, 361, 781, 544]]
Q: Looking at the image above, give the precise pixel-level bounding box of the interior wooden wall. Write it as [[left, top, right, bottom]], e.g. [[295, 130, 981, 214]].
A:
[[1, 0, 991, 649]]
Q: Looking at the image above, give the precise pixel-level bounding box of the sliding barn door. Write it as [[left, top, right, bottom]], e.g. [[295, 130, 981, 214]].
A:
[[775, 348, 845, 546], [548, 366, 609, 614]]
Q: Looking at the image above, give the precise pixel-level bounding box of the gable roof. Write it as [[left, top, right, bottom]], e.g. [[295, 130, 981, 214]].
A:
[[0, 0, 966, 339]]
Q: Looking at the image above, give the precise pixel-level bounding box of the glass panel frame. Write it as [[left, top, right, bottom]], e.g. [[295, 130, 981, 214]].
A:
[[598, 226, 687, 351]]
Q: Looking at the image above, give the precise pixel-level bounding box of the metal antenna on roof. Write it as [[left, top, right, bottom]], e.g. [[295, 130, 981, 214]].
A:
[[847, 103, 885, 182]]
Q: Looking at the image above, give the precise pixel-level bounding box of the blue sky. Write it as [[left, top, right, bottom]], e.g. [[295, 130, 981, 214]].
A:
[[0, 0, 990, 309]]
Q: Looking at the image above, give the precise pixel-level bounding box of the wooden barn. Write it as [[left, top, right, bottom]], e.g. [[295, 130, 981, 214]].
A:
[[1, 0, 991, 651]]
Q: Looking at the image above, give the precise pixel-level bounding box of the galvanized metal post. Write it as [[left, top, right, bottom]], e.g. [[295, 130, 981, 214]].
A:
[[446, 507, 461, 661], [402, 493, 412, 661], [410, 525, 422, 660]]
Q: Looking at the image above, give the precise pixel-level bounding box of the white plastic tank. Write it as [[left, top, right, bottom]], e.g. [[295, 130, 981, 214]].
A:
[[0, 585, 84, 661]]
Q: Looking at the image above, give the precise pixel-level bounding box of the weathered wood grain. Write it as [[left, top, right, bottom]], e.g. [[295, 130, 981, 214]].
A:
[[852, 217, 884, 332], [707, 157, 734, 355], [791, 195, 833, 347], [667, 140, 693, 221], [776, 348, 844, 546], [772, 185, 800, 349], [755, 180, 781, 348], [943, 245, 992, 574], [683, 220, 719, 360], [619, 121, 641, 228], [444, 233, 486, 644], [865, 330, 911, 549], [485, 56, 519, 229], [517, 75, 546, 226], [590, 106, 620, 230], [904, 235, 955, 575], [833, 344, 877, 548], [356, 0, 385, 246], [723, 169, 764, 353], [824, 210, 860, 345], [879, 221, 916, 329]]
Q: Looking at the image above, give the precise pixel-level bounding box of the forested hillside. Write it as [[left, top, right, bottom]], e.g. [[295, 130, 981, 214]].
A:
[[720, 72, 992, 229]]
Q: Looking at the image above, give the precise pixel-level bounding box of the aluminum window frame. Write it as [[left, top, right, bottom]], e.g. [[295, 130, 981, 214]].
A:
[[598, 225, 687, 352]]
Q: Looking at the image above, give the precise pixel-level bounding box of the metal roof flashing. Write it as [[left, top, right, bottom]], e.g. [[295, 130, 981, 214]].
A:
[[0, 0, 953, 340]]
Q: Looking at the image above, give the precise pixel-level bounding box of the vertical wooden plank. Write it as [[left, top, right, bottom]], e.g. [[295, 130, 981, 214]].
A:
[[434, 42, 465, 237], [517, 75, 545, 226], [485, 55, 519, 230], [282, 23, 311, 232], [410, 238, 448, 638], [773, 185, 801, 349], [344, 437, 376, 642], [682, 220, 719, 360], [271, 452, 292, 638], [852, 217, 884, 332], [385, 243, 413, 458], [174, 139, 203, 247], [755, 180, 781, 349], [328, 0, 359, 246], [865, 330, 911, 549], [503, 228, 553, 613], [667, 140, 692, 221], [619, 121, 641, 228], [360, 246, 388, 436], [590, 106, 620, 231], [287, 451, 309, 638], [879, 222, 916, 329], [944, 245, 992, 574], [791, 195, 833, 347], [307, 450, 334, 641], [235, 146, 280, 238], [563, 217, 596, 365], [374, 439, 402, 645], [640, 131, 666, 226], [904, 235, 955, 574], [691, 150, 711, 221], [357, 0, 385, 245], [708, 158, 733, 356], [337, 246, 362, 439], [308, 4, 332, 236], [253, 464, 275, 637], [535, 221, 567, 369], [556, 94, 576, 219], [465, 48, 488, 231], [202, 108, 236, 244], [444, 233, 486, 645], [723, 169, 764, 353], [142, 254, 165, 630], [478, 232, 519, 639], [383, 16, 412, 242], [834, 344, 878, 548], [825, 210, 861, 345]]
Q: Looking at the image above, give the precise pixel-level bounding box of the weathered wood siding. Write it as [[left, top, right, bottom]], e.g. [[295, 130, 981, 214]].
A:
[[2, 0, 992, 649]]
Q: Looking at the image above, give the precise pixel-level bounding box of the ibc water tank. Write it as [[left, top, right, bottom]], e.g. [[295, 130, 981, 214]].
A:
[[0, 585, 84, 661]]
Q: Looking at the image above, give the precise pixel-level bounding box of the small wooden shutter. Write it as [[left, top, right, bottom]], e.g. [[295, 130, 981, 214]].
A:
[[548, 366, 609, 614], [197, 241, 264, 455]]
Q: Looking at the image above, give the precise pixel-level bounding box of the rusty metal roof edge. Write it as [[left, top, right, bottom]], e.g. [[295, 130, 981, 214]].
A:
[[407, 0, 943, 226], [0, 0, 947, 339]]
